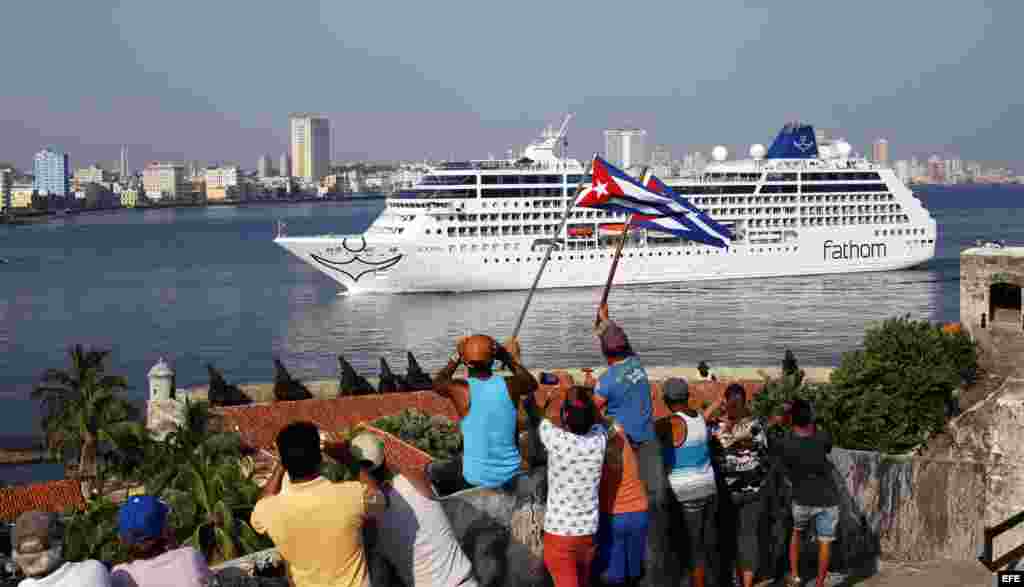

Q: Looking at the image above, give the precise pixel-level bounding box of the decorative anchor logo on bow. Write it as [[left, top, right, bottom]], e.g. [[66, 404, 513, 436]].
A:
[[793, 135, 814, 153]]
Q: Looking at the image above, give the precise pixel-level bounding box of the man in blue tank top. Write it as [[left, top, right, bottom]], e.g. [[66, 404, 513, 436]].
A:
[[429, 334, 538, 495]]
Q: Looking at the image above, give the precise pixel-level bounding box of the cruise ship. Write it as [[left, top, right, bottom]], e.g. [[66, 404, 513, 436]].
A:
[[274, 119, 936, 293]]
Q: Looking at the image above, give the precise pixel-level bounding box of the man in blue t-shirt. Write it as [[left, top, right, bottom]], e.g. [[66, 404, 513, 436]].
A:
[[587, 303, 665, 550]]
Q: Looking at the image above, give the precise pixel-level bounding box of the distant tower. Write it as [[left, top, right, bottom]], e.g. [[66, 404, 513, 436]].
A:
[[279, 152, 291, 178], [603, 129, 647, 170], [257, 155, 271, 178], [120, 146, 128, 178], [146, 358, 184, 441], [33, 147, 71, 198], [872, 139, 890, 166], [289, 113, 330, 181], [148, 357, 175, 400]]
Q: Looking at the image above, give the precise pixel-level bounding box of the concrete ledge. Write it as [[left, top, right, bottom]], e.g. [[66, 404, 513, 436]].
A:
[[181, 365, 834, 405]]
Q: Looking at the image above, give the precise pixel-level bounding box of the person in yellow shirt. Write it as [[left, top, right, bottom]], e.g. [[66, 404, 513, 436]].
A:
[[251, 421, 386, 587]]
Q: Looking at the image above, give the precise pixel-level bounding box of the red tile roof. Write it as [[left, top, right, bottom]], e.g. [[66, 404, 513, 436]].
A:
[[214, 391, 459, 450], [0, 479, 85, 522]]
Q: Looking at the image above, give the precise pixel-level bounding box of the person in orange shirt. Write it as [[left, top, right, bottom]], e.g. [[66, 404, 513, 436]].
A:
[[594, 419, 650, 587]]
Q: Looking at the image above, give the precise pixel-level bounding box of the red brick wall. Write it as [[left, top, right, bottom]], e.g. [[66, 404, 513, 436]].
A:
[[214, 391, 459, 450], [0, 480, 85, 522]]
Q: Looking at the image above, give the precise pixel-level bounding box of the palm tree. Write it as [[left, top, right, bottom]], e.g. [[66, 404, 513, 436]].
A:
[[33, 345, 139, 480], [146, 400, 268, 563]]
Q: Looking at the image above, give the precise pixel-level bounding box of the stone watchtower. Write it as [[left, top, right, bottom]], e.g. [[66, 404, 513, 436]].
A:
[[146, 358, 185, 440], [961, 245, 1024, 374]]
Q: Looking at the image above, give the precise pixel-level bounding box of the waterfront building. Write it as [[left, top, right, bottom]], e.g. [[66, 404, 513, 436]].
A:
[[1, 169, 10, 212], [604, 128, 647, 170], [121, 188, 142, 208], [205, 165, 244, 201], [74, 165, 109, 185], [895, 160, 911, 185], [945, 158, 963, 184], [32, 147, 70, 197], [10, 181, 36, 209], [279, 153, 290, 178], [289, 113, 330, 182], [143, 162, 189, 201], [872, 139, 889, 166], [258, 154, 272, 178], [120, 146, 129, 178]]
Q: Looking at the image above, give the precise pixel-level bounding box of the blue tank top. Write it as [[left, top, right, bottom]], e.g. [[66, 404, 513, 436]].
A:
[[663, 412, 711, 472], [461, 376, 521, 488]]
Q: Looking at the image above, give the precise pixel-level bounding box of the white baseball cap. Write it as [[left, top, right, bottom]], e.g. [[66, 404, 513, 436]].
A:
[[350, 432, 385, 470]]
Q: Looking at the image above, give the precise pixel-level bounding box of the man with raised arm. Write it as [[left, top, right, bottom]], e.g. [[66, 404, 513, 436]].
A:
[[429, 334, 538, 494], [252, 421, 387, 587]]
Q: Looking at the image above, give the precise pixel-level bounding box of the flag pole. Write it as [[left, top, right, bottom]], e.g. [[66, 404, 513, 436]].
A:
[[597, 213, 634, 311], [511, 156, 595, 339], [595, 166, 647, 324]]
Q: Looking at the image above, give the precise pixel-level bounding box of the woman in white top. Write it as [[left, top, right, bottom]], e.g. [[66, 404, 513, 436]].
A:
[[655, 378, 716, 587]]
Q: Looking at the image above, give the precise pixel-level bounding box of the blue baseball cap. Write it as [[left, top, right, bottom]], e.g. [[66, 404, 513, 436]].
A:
[[119, 495, 169, 544]]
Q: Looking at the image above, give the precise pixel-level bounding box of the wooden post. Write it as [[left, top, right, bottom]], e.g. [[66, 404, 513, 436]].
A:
[[511, 157, 594, 339]]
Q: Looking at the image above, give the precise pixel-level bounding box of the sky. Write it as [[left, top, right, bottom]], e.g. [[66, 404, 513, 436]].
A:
[[0, 1, 1020, 171]]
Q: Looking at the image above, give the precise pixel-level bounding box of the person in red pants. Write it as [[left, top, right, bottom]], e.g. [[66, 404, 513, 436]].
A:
[[524, 382, 612, 587]]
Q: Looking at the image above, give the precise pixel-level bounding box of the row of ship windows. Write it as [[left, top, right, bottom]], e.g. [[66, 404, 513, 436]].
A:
[[443, 247, 802, 259], [405, 184, 891, 198], [692, 193, 894, 206], [443, 210, 624, 223], [419, 175, 592, 186], [417, 171, 880, 187], [800, 215, 909, 226], [877, 228, 928, 236]]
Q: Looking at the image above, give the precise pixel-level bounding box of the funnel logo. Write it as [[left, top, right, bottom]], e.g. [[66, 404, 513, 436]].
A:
[[794, 135, 814, 153]]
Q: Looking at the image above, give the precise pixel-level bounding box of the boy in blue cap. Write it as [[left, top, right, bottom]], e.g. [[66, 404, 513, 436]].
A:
[[111, 495, 211, 587]]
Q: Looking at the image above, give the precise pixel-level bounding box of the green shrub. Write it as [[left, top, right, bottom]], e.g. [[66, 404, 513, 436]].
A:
[[372, 409, 461, 461], [63, 497, 132, 566], [752, 320, 978, 454]]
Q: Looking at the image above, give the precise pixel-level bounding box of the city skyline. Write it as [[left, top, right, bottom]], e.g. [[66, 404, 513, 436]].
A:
[[0, 2, 1020, 170]]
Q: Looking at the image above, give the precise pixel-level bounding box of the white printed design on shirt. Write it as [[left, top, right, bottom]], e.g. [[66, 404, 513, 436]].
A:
[[539, 419, 608, 537]]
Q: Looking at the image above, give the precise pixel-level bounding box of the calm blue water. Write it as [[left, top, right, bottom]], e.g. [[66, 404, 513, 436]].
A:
[[1, 187, 1022, 450]]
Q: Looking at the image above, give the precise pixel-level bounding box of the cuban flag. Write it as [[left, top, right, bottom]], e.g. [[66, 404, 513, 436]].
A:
[[641, 173, 733, 248], [575, 156, 732, 247]]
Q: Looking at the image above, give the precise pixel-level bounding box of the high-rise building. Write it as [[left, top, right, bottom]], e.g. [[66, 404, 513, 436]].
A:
[[257, 155, 272, 178], [649, 144, 672, 177], [120, 146, 129, 178], [33, 148, 71, 197], [289, 113, 330, 182], [143, 162, 189, 201], [604, 128, 647, 170], [1, 169, 11, 212], [279, 153, 291, 178], [872, 139, 889, 166], [927, 155, 945, 184]]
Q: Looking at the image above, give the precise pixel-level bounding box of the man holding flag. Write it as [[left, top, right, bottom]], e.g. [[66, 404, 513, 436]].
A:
[[570, 155, 734, 584]]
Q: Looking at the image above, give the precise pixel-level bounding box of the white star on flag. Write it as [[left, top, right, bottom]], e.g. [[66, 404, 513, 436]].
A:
[[594, 181, 608, 196]]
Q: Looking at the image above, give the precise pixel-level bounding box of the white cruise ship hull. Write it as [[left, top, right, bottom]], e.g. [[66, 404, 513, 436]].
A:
[[275, 227, 935, 294]]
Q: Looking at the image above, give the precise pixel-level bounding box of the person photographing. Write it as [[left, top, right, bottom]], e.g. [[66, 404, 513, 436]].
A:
[[430, 334, 538, 494]]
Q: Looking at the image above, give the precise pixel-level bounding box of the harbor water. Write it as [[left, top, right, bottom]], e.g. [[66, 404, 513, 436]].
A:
[[1, 186, 1022, 450]]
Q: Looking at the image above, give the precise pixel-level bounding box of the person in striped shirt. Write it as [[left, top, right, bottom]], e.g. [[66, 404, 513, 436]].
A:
[[656, 378, 716, 587]]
